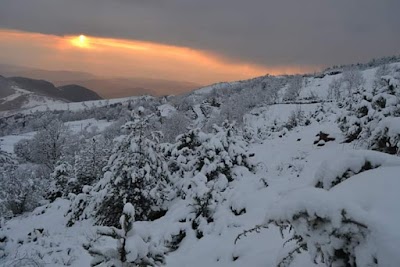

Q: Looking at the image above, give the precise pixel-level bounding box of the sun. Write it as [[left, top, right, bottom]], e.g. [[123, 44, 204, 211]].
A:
[[70, 34, 90, 48], [79, 34, 86, 44]]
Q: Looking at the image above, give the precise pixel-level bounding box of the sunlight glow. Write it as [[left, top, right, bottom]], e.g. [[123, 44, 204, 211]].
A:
[[0, 29, 317, 85], [70, 34, 90, 48]]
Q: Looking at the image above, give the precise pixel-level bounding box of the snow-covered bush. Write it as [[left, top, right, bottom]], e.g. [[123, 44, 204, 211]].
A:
[[284, 107, 306, 130], [313, 150, 400, 189], [369, 117, 400, 155], [0, 164, 45, 216], [338, 66, 400, 153], [0, 233, 7, 258], [166, 122, 254, 238], [255, 150, 400, 267], [264, 188, 375, 267], [85, 203, 165, 266]]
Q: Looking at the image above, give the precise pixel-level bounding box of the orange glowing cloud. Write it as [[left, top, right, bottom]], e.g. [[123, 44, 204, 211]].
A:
[[0, 28, 317, 85]]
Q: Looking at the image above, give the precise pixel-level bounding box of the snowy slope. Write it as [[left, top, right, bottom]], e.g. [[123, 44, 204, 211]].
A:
[[0, 85, 66, 113], [2, 106, 399, 266], [0, 96, 142, 118], [0, 58, 399, 266]]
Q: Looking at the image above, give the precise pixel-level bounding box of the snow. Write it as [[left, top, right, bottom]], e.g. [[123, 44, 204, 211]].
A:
[[312, 150, 400, 189], [376, 117, 400, 136], [65, 118, 114, 133], [330, 167, 400, 267], [158, 104, 176, 117], [193, 81, 240, 95], [0, 199, 93, 266], [0, 86, 32, 103], [0, 95, 141, 118], [0, 132, 36, 154], [0, 119, 114, 154], [1, 59, 400, 266]]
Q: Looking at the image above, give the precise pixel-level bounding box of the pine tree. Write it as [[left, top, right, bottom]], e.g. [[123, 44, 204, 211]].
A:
[[74, 135, 111, 191], [70, 110, 172, 227], [48, 161, 74, 200]]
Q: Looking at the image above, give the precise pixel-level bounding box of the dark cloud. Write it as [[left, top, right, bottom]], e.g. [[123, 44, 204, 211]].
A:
[[1, 0, 399, 68]]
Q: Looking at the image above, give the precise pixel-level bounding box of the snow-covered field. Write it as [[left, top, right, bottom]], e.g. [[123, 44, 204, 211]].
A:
[[0, 132, 36, 154]]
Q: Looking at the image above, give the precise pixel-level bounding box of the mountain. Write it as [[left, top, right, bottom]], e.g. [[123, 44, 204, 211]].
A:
[[0, 64, 202, 98], [0, 76, 102, 112], [54, 77, 202, 98], [57, 84, 102, 102]]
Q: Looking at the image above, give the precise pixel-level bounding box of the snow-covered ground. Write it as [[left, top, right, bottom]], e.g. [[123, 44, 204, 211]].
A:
[[0, 132, 36, 154], [3, 105, 398, 266], [65, 119, 114, 133], [1, 59, 399, 266]]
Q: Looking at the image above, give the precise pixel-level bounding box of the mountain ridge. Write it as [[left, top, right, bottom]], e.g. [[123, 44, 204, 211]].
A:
[[0, 76, 102, 112]]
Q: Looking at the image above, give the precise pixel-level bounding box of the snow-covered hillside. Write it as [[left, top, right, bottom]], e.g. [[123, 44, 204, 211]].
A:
[[0, 57, 399, 267], [0, 86, 66, 113], [0, 76, 102, 116]]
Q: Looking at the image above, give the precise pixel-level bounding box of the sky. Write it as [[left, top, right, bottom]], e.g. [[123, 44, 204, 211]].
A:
[[0, 0, 399, 85]]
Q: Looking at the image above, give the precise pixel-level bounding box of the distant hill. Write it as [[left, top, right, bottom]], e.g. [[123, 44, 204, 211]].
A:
[[57, 84, 102, 102], [0, 64, 202, 98], [54, 77, 202, 98], [0, 76, 102, 112], [0, 64, 96, 81]]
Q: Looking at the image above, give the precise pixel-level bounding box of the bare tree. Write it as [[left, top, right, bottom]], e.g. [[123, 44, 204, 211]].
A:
[[14, 120, 70, 170], [283, 76, 303, 101], [328, 78, 342, 101], [341, 69, 365, 96]]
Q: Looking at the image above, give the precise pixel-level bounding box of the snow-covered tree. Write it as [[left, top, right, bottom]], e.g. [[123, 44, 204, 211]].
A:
[[327, 78, 342, 101], [0, 164, 45, 216], [14, 120, 70, 170], [47, 161, 75, 200], [85, 203, 165, 266], [283, 76, 303, 101], [341, 69, 365, 99], [74, 135, 111, 190], [68, 111, 172, 227], [161, 111, 190, 143]]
